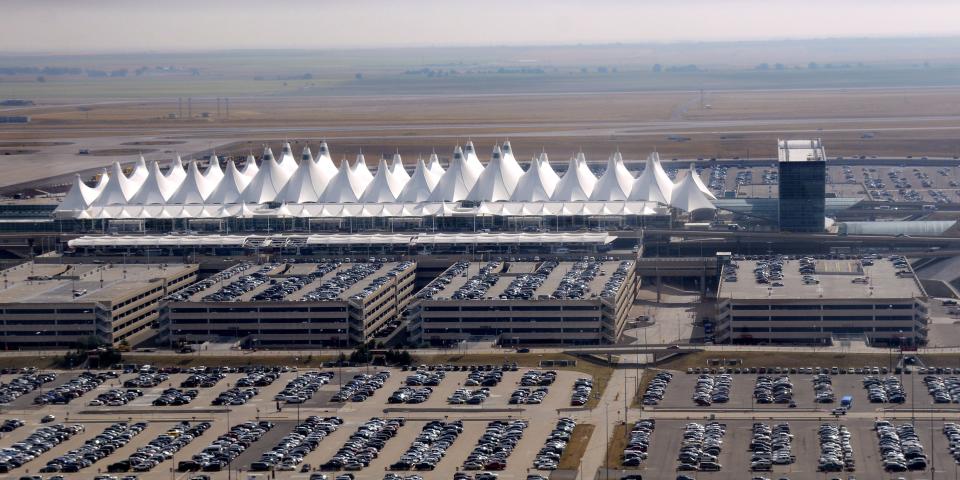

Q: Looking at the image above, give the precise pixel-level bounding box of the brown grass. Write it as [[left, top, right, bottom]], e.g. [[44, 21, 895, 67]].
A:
[[657, 350, 960, 371], [558, 424, 595, 471], [124, 353, 336, 368], [632, 368, 667, 408], [604, 423, 630, 469]]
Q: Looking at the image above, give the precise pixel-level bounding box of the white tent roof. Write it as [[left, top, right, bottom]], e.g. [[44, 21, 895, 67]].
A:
[[629, 152, 674, 204], [396, 157, 441, 202], [427, 152, 445, 178], [314, 142, 338, 179], [467, 144, 522, 202], [57, 173, 102, 211], [510, 154, 559, 202], [93, 161, 143, 206], [687, 164, 718, 200], [167, 161, 214, 205], [350, 153, 374, 185], [241, 154, 259, 178], [203, 152, 224, 186], [428, 146, 481, 202], [461, 142, 485, 179], [277, 148, 336, 203], [165, 156, 186, 184], [389, 153, 411, 184], [591, 151, 634, 201], [499, 141, 525, 179], [206, 160, 252, 204], [670, 164, 716, 212], [129, 155, 149, 187], [319, 159, 368, 203], [129, 160, 179, 204], [552, 152, 597, 201], [360, 158, 409, 203], [241, 153, 292, 204], [278, 142, 298, 176], [93, 168, 109, 194]]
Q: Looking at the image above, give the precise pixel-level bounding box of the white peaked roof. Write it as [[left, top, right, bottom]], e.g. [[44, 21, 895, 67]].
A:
[[242, 153, 292, 204], [552, 152, 597, 201], [511, 155, 559, 202], [688, 165, 718, 200], [314, 142, 338, 179], [428, 146, 481, 202], [278, 142, 298, 175], [389, 153, 411, 184], [129, 156, 149, 187], [165, 156, 187, 184], [167, 161, 214, 205], [93, 168, 109, 194], [670, 164, 716, 212], [277, 149, 336, 203], [360, 158, 409, 203], [206, 160, 252, 204], [461, 142, 485, 179], [351, 153, 374, 185], [57, 174, 101, 211], [241, 155, 259, 178], [497, 141, 525, 181], [203, 153, 224, 186], [629, 152, 674, 204], [397, 157, 441, 202], [301, 146, 313, 163], [129, 160, 179, 205], [94, 162, 143, 206], [591, 151, 634, 200], [467, 145, 522, 202], [427, 153, 445, 178], [320, 159, 368, 203]]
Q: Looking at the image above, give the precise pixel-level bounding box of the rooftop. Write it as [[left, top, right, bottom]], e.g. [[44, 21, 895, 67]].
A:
[[419, 260, 633, 301], [0, 262, 195, 304], [171, 261, 414, 303], [778, 138, 826, 163], [718, 255, 924, 301]]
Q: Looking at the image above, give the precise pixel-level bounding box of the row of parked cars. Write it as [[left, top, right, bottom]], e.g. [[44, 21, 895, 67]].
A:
[[749, 423, 794, 471], [34, 371, 111, 405], [332, 372, 391, 402], [693, 374, 731, 406], [622, 419, 655, 467], [462, 420, 527, 471], [388, 386, 433, 404], [676, 422, 725, 472], [189, 421, 274, 472], [355, 261, 412, 301], [570, 378, 593, 406], [123, 372, 169, 389], [813, 374, 836, 403], [942, 423, 960, 464], [110, 421, 211, 472], [753, 375, 793, 404], [89, 388, 142, 407], [275, 371, 334, 404], [211, 387, 260, 406], [0, 424, 85, 473], [552, 261, 599, 299], [863, 376, 906, 403], [235, 369, 281, 388], [389, 420, 462, 471], [500, 261, 556, 300], [816, 424, 854, 472], [403, 370, 445, 386], [0, 372, 55, 404], [251, 416, 342, 472], [448, 388, 490, 405], [152, 388, 198, 406], [532, 418, 575, 470], [322, 417, 404, 471], [874, 420, 927, 471], [416, 261, 469, 300], [923, 375, 960, 403], [200, 264, 273, 301], [641, 371, 672, 405], [181, 372, 226, 388], [304, 262, 381, 302], [509, 387, 547, 404], [451, 261, 500, 300], [600, 260, 633, 298], [40, 422, 147, 473], [165, 261, 252, 302], [520, 370, 556, 386], [465, 370, 503, 387], [0, 419, 24, 432]]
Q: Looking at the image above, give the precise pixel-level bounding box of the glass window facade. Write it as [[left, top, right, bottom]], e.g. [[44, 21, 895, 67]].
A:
[[778, 160, 826, 232]]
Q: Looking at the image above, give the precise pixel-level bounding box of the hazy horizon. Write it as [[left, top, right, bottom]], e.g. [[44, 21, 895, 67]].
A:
[[2, 0, 959, 53]]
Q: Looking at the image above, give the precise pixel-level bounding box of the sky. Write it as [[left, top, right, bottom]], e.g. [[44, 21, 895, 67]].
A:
[[2, 0, 959, 53]]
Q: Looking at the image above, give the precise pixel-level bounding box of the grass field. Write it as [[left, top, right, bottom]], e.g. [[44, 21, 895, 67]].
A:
[[558, 423, 596, 471]]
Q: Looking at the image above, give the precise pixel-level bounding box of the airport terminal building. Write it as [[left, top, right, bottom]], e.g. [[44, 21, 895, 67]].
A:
[[161, 260, 416, 348], [408, 259, 637, 346], [715, 255, 928, 346], [0, 261, 197, 349]]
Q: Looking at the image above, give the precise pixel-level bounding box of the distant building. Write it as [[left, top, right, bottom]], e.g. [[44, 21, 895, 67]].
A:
[[0, 116, 30, 124], [0, 99, 34, 106], [0, 262, 197, 349], [778, 138, 826, 232]]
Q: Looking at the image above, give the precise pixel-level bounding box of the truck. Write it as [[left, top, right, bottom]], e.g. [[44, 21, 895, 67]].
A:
[[840, 395, 853, 409]]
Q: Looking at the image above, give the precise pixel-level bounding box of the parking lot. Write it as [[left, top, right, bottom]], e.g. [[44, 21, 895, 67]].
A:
[[0, 365, 592, 480]]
